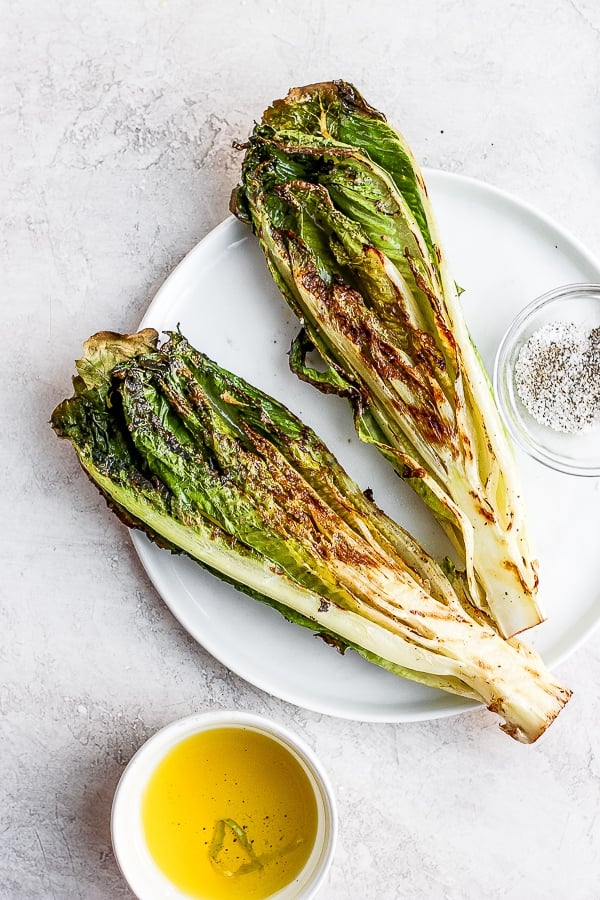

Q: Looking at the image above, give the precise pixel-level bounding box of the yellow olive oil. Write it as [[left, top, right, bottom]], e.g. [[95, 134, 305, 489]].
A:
[[142, 727, 318, 899]]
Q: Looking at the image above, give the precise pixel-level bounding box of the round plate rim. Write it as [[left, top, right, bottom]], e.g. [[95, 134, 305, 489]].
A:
[[132, 169, 600, 723]]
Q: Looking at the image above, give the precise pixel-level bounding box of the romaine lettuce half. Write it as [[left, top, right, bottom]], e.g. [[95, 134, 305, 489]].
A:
[[231, 80, 542, 639], [52, 330, 569, 742]]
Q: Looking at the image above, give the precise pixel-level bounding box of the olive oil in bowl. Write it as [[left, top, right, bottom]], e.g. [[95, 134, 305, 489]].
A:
[[142, 727, 318, 899], [111, 712, 336, 900]]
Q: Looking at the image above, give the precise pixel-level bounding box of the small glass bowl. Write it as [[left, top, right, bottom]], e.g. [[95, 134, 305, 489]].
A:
[[494, 283, 600, 477]]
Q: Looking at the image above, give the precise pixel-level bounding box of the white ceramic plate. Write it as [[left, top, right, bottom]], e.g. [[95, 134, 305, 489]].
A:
[[136, 170, 600, 723]]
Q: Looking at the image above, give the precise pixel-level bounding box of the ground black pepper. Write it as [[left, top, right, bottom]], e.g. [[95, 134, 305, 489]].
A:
[[514, 322, 600, 433]]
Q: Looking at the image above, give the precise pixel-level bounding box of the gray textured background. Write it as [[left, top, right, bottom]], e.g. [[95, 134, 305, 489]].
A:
[[3, 1, 600, 897]]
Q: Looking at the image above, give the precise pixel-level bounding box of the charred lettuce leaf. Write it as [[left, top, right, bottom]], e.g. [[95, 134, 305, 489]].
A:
[[231, 80, 541, 639], [52, 330, 569, 742]]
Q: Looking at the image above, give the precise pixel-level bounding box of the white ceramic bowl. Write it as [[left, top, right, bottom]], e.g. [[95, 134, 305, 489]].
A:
[[111, 710, 337, 900]]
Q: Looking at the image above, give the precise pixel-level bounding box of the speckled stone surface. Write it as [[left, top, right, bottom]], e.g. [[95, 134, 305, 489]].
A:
[[3, 1, 600, 898]]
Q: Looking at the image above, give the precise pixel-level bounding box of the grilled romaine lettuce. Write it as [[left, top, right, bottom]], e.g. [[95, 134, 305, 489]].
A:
[[231, 80, 541, 639], [51, 330, 569, 742]]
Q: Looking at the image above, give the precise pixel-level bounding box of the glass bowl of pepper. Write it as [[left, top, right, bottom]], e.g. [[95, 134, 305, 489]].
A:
[[494, 283, 600, 476]]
